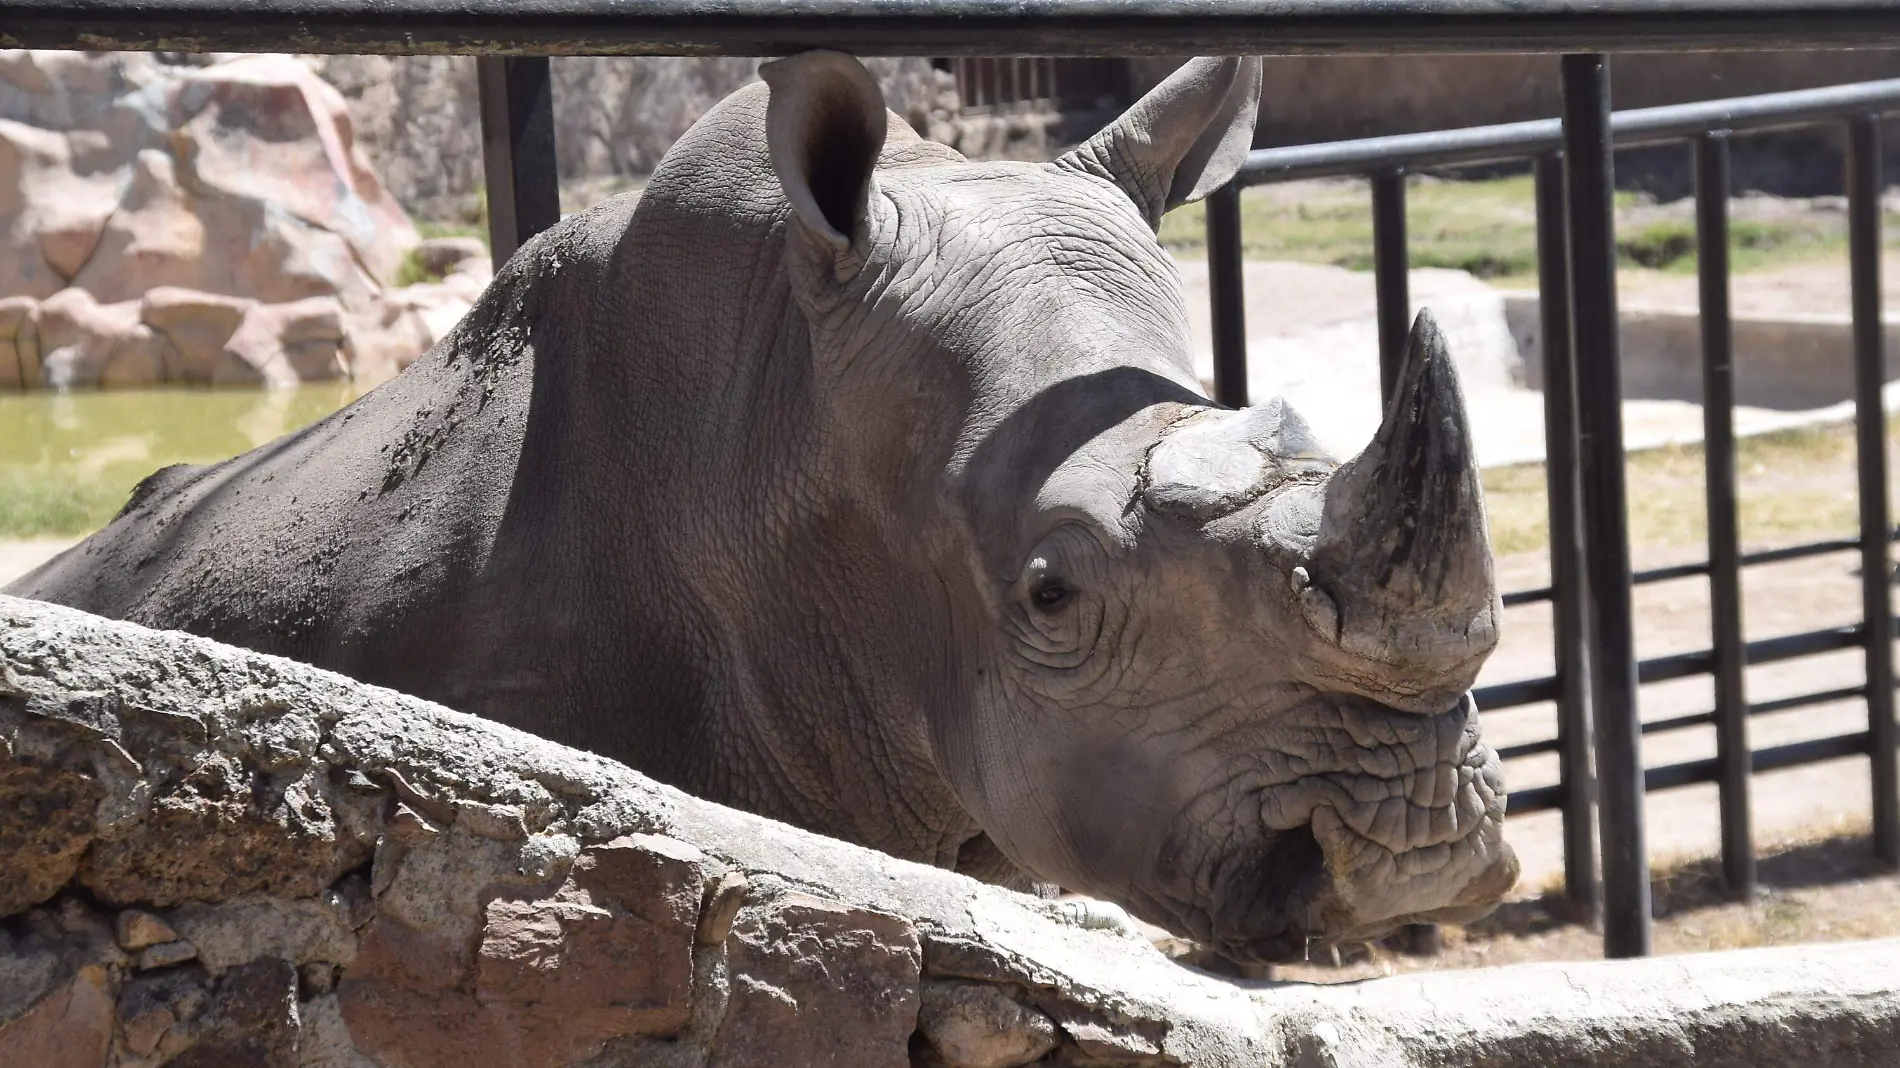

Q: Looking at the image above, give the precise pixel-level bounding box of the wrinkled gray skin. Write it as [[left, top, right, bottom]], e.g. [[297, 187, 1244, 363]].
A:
[[11, 53, 1518, 962]]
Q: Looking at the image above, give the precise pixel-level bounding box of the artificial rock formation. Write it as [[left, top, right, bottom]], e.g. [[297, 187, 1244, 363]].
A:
[[0, 50, 489, 390], [309, 55, 961, 221], [3, 594, 1899, 1067]]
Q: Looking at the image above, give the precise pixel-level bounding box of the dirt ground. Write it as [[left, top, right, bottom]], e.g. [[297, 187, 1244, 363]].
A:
[[1480, 543, 1886, 891], [1267, 817, 1897, 984], [0, 538, 71, 587]]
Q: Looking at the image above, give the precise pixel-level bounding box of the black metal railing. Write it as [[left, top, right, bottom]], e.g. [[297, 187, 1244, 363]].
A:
[[1206, 74, 1900, 957], [13, 0, 1900, 962]]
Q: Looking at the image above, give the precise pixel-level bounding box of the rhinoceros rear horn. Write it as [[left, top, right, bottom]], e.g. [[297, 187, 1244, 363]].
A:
[[761, 51, 889, 251], [1054, 57, 1263, 229], [1313, 310, 1496, 656]]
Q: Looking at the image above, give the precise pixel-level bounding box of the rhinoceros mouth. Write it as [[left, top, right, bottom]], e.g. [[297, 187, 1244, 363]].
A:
[[1159, 692, 1519, 966]]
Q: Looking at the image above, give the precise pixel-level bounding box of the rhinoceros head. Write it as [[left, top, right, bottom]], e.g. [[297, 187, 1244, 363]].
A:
[[756, 52, 1517, 962]]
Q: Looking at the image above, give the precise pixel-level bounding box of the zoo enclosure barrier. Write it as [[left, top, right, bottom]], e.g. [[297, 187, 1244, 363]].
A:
[[1203, 72, 1900, 958], [13, 0, 1900, 961]]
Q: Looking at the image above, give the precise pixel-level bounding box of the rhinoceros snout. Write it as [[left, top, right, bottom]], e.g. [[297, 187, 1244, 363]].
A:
[[1202, 692, 1519, 964]]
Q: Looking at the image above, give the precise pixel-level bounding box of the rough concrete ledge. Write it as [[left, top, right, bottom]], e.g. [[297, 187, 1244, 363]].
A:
[[2, 593, 1895, 1068], [1503, 292, 1900, 412]]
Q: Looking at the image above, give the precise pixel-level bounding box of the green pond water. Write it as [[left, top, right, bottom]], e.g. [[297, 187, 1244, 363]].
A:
[[0, 384, 371, 538]]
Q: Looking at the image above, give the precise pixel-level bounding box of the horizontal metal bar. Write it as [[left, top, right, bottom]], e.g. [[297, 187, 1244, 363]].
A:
[[1752, 729, 1873, 772], [1473, 675, 1563, 712], [1634, 684, 1867, 738], [1511, 730, 1874, 811], [1496, 737, 1563, 761], [1496, 685, 1870, 759], [1739, 536, 1865, 567], [1494, 534, 1887, 610], [1645, 754, 1720, 792], [1645, 730, 1873, 792], [1501, 586, 1555, 608], [1751, 684, 1869, 716], [1639, 709, 1716, 735], [1506, 783, 1565, 816], [1238, 76, 1900, 183], [1633, 560, 1711, 584], [1640, 622, 1868, 685], [1477, 621, 1876, 714], [16, 0, 1900, 56]]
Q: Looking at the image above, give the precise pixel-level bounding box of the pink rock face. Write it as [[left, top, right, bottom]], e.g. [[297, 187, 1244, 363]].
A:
[[174, 55, 417, 288], [139, 287, 254, 383], [0, 52, 471, 388], [0, 294, 39, 388], [0, 119, 120, 301], [32, 287, 172, 390]]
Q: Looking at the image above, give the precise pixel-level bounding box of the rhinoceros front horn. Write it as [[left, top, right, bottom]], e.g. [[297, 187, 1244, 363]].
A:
[[1308, 310, 1500, 703]]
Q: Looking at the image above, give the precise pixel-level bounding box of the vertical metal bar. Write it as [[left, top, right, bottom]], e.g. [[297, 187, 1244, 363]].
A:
[[1535, 151, 1600, 923], [1371, 168, 1410, 403], [1371, 162, 1438, 954], [1848, 114, 1900, 865], [1562, 52, 1652, 959], [1697, 131, 1755, 898], [477, 56, 561, 270], [1207, 182, 1249, 408]]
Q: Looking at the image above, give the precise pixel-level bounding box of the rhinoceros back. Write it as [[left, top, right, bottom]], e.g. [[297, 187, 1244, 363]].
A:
[[2, 203, 624, 706]]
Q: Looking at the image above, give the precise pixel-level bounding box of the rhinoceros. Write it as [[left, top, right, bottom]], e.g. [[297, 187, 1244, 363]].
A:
[[10, 52, 1517, 962]]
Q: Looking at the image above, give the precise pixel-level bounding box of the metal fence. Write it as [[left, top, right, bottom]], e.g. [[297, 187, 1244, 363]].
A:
[[10, 0, 1900, 961], [1206, 74, 1900, 957]]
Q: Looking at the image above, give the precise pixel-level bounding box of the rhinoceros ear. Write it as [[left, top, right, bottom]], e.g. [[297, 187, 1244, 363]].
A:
[[761, 51, 889, 252], [1054, 57, 1263, 229]]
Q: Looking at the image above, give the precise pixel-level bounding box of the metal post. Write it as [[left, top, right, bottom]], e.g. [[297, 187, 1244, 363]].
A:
[[1696, 131, 1756, 898], [1535, 151, 1600, 924], [477, 56, 562, 270], [1372, 168, 1410, 402], [1371, 164, 1438, 955], [1562, 52, 1652, 958], [1207, 182, 1250, 408], [1848, 114, 1900, 866]]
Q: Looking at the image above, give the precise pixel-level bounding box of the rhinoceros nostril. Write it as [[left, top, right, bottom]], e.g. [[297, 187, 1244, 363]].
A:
[[1216, 823, 1325, 930], [1254, 822, 1324, 906], [1204, 823, 1329, 964]]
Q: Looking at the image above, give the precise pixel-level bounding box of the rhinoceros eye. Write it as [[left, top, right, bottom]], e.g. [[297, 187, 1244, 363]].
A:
[[1025, 555, 1074, 613], [1031, 577, 1073, 612]]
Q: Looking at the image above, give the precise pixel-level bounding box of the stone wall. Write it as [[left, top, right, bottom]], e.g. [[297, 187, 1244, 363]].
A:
[[3, 592, 1897, 1068], [1133, 50, 1900, 196], [310, 57, 958, 221], [0, 50, 491, 390]]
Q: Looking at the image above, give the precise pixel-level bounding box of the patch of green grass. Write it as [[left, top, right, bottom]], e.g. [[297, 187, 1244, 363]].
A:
[[0, 470, 133, 539], [1160, 175, 1579, 286], [417, 219, 488, 244], [391, 247, 443, 289], [1616, 217, 1848, 273], [1160, 174, 1897, 286], [0, 385, 369, 539], [1480, 416, 1891, 557], [405, 185, 492, 260]]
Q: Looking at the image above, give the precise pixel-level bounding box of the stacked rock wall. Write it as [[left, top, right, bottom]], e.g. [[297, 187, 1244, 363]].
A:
[[309, 56, 961, 222], [2, 593, 1897, 1068]]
